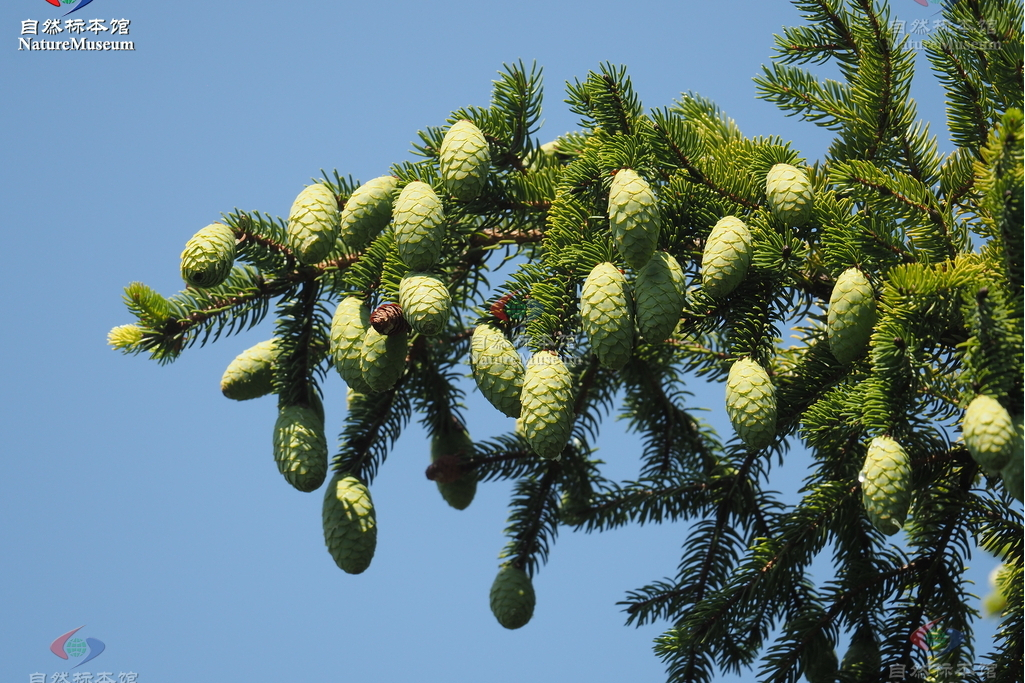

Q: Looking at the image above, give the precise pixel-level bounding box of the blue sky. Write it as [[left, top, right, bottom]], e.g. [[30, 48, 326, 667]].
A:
[[1, 0, 1005, 681]]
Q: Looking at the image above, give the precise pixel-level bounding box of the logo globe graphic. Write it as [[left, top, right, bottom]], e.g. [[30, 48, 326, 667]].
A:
[[65, 638, 88, 657]]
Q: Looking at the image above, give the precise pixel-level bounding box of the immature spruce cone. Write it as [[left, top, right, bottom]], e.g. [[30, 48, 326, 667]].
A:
[[287, 183, 340, 265], [580, 262, 634, 370], [338, 175, 398, 250], [635, 252, 685, 342], [827, 267, 876, 364], [393, 181, 445, 271], [963, 395, 1017, 472], [398, 273, 451, 336], [360, 327, 408, 392], [608, 169, 660, 270], [180, 222, 236, 288], [839, 624, 880, 682], [470, 324, 525, 418], [439, 119, 491, 201], [273, 404, 328, 493], [859, 436, 911, 536], [520, 351, 574, 460], [430, 426, 477, 510], [330, 297, 374, 393], [725, 358, 777, 450], [701, 216, 752, 299], [322, 473, 377, 574], [220, 339, 278, 401], [489, 565, 535, 629], [765, 163, 814, 227]]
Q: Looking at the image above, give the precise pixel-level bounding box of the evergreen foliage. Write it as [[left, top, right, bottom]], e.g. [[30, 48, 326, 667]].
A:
[[110, 1, 1023, 681]]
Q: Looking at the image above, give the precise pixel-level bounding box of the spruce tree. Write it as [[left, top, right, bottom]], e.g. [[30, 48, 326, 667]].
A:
[[109, 1, 1023, 680]]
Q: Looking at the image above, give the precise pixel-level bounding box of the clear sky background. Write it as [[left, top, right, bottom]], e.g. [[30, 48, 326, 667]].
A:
[[1, 0, 1007, 681]]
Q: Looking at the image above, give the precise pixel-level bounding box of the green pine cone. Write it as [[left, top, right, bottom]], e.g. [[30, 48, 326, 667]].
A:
[[725, 358, 777, 450], [1000, 433, 1023, 502], [330, 296, 374, 394], [322, 473, 377, 574], [580, 262, 634, 370], [398, 273, 451, 336], [635, 252, 685, 342], [339, 175, 398, 250], [827, 268, 876, 364], [839, 624, 880, 682], [273, 404, 328, 493], [701, 216, 752, 299], [180, 222, 236, 288], [489, 565, 535, 629], [859, 436, 912, 536], [520, 351, 575, 460], [287, 183, 340, 265], [803, 630, 838, 683], [360, 327, 408, 392], [439, 119, 491, 201], [608, 169, 661, 270], [430, 428, 478, 510], [220, 339, 278, 400], [470, 324, 524, 418], [393, 181, 445, 271], [963, 395, 1017, 472], [765, 163, 814, 227]]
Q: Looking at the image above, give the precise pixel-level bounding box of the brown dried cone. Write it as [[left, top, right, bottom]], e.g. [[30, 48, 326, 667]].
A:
[[322, 472, 377, 574], [369, 303, 411, 336], [428, 422, 478, 510]]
